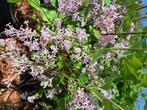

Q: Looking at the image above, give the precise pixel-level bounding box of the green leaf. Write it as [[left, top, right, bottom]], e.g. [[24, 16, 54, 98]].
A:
[[126, 54, 142, 70], [124, 61, 135, 74], [28, 0, 41, 10], [74, 62, 82, 69], [71, 107, 77, 110], [143, 26, 147, 32], [7, 0, 22, 3], [144, 100, 147, 110], [93, 29, 101, 39], [141, 74, 147, 87], [50, 0, 58, 8], [78, 74, 88, 85], [119, 14, 131, 32], [83, 0, 89, 7], [40, 8, 58, 23], [88, 87, 124, 110], [104, 0, 111, 6], [57, 55, 64, 70], [55, 97, 66, 110], [92, 49, 103, 63], [48, 10, 58, 21]]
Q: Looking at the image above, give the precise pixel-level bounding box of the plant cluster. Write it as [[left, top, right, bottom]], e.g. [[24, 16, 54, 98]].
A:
[[0, 0, 147, 109]]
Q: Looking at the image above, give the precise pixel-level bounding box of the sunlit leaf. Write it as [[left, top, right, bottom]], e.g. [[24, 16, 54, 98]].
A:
[[7, 0, 22, 3], [93, 29, 101, 39], [104, 0, 111, 6], [28, 0, 41, 10]]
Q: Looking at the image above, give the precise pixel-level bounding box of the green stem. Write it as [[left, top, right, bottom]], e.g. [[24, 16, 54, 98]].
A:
[[105, 47, 147, 51], [134, 15, 147, 22], [101, 32, 147, 35], [63, 74, 124, 110], [137, 5, 147, 10]]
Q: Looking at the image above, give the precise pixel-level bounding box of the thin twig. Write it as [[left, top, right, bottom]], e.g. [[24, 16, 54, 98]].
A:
[[18, 0, 25, 9], [134, 15, 147, 22], [137, 5, 147, 10], [101, 32, 147, 35], [105, 47, 147, 51], [4, 89, 15, 101]]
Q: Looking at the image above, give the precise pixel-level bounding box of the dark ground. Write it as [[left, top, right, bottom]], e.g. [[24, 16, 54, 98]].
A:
[[0, 0, 13, 32]]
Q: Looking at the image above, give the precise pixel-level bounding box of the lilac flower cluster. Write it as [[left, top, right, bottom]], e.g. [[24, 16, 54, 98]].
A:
[[92, 4, 123, 46], [114, 39, 127, 54], [67, 87, 95, 110], [58, 0, 83, 15], [100, 89, 113, 99], [75, 28, 89, 42], [5, 22, 40, 51], [3, 23, 56, 86], [3, 21, 93, 86]]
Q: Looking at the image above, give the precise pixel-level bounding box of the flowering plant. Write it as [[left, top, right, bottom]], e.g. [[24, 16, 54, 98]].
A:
[[0, 0, 147, 109]]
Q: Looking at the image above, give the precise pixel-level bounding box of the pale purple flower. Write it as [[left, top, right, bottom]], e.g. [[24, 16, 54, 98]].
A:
[[50, 45, 58, 54], [64, 28, 73, 37], [129, 23, 135, 32], [63, 40, 72, 51], [30, 65, 45, 78], [58, 0, 83, 15], [42, 48, 49, 55], [71, 54, 81, 61], [114, 39, 127, 54], [67, 87, 95, 110], [23, 41, 32, 47], [88, 62, 98, 73], [92, 4, 123, 46], [30, 40, 40, 51], [4, 22, 36, 41], [4, 23, 18, 36], [98, 35, 116, 46], [82, 53, 90, 64], [4, 38, 19, 52], [100, 89, 112, 99], [74, 47, 81, 54], [45, 89, 56, 99], [27, 95, 39, 103], [75, 28, 89, 42], [105, 52, 113, 59], [54, 18, 62, 28], [40, 25, 52, 46]]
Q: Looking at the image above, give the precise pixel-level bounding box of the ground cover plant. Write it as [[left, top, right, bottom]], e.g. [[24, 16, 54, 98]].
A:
[[0, 0, 147, 109]]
